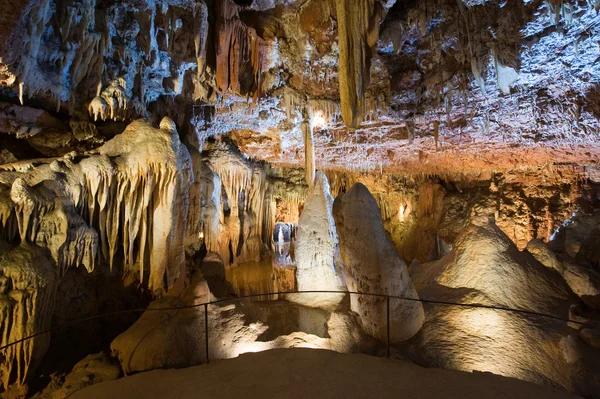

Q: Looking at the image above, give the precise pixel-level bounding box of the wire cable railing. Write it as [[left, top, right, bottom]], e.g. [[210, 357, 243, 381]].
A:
[[0, 289, 595, 365]]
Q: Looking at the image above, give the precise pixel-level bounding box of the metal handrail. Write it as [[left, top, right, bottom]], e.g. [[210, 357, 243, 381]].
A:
[[0, 289, 594, 364]]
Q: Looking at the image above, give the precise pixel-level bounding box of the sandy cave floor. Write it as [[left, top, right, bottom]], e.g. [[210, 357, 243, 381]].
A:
[[70, 349, 578, 399]]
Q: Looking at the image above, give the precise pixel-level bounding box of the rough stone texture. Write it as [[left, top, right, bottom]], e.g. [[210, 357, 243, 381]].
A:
[[406, 222, 600, 396], [333, 183, 424, 343], [0, 242, 56, 395], [287, 172, 345, 308], [562, 262, 600, 309], [526, 239, 565, 274], [544, 210, 600, 309], [111, 275, 368, 374], [34, 352, 121, 399], [109, 285, 265, 374], [428, 223, 571, 312], [0, 118, 193, 392], [579, 328, 600, 349]]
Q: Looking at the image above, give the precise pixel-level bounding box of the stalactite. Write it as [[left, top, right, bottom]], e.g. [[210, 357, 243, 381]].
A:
[[284, 88, 308, 121], [492, 47, 519, 95], [0, 243, 57, 391], [0, 118, 193, 390], [308, 98, 340, 125], [205, 144, 271, 265], [1, 118, 192, 293], [194, 1, 209, 79], [335, 0, 381, 128], [215, 0, 265, 99]]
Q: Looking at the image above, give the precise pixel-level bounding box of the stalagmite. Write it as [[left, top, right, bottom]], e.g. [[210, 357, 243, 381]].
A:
[[335, 0, 381, 128], [333, 183, 424, 342], [287, 172, 346, 308]]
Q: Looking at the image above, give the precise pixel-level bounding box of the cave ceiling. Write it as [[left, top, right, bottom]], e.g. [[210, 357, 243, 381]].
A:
[[0, 0, 600, 176]]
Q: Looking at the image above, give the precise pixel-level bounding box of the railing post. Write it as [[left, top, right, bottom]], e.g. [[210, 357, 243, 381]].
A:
[[386, 296, 390, 359], [204, 303, 209, 364]]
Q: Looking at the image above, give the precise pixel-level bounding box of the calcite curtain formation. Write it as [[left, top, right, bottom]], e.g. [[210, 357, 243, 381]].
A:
[[185, 141, 304, 268], [216, 0, 266, 99], [1, 118, 193, 293], [0, 118, 192, 390], [0, 244, 56, 391]]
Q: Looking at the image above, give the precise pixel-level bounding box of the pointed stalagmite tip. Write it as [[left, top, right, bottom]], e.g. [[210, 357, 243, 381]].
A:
[[160, 117, 178, 134]]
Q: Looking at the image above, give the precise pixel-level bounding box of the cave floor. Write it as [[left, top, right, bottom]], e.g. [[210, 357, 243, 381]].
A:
[[71, 348, 576, 399]]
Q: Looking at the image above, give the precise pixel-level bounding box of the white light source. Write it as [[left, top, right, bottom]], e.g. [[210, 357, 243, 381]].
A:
[[198, 231, 204, 240], [311, 111, 326, 129], [399, 204, 405, 222]]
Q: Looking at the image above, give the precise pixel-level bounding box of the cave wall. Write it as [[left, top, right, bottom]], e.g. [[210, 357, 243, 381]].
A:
[[0, 117, 192, 391], [327, 165, 600, 263], [1, 0, 600, 395]]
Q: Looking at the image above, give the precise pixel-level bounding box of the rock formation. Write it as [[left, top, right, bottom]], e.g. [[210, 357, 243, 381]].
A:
[[111, 270, 367, 374], [334, 183, 424, 343], [0, 118, 192, 392], [110, 271, 266, 374], [0, 242, 56, 396], [406, 222, 600, 395], [287, 172, 346, 308], [335, 0, 382, 128], [215, 0, 266, 98], [36, 352, 121, 399], [1, 0, 600, 397]]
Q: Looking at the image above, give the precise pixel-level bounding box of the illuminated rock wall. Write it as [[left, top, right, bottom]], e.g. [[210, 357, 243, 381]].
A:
[[406, 222, 600, 395], [0, 118, 192, 390], [0, 243, 56, 395]]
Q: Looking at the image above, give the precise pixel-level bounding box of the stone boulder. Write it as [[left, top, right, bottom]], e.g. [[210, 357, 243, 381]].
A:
[[36, 352, 121, 399], [429, 223, 571, 313], [405, 222, 600, 395], [110, 274, 267, 373], [562, 262, 600, 309], [333, 183, 424, 343]]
